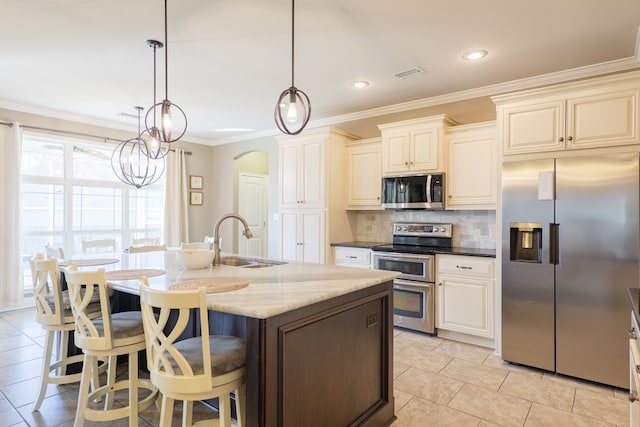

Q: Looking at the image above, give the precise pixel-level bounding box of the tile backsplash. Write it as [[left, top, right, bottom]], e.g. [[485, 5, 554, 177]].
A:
[[354, 210, 496, 249]]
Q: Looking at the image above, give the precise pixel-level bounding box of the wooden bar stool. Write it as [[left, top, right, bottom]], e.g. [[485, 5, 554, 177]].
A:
[[139, 279, 246, 427], [30, 254, 102, 411], [65, 266, 158, 427]]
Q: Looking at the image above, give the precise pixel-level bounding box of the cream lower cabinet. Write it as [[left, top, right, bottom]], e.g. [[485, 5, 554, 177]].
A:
[[436, 255, 495, 340], [279, 210, 325, 264], [631, 313, 640, 426], [445, 122, 496, 209], [333, 246, 372, 269], [345, 138, 382, 210]]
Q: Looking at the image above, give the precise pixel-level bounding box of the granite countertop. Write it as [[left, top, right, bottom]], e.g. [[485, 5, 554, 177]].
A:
[[331, 241, 496, 258], [98, 250, 400, 319]]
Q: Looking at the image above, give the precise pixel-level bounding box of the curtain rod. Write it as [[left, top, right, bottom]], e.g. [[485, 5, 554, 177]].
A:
[[0, 120, 192, 155]]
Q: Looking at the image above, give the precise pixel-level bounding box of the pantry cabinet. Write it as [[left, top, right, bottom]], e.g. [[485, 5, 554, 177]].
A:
[[445, 122, 497, 210], [493, 72, 640, 155], [345, 138, 382, 210], [277, 127, 359, 264], [378, 115, 455, 176], [436, 255, 495, 340]]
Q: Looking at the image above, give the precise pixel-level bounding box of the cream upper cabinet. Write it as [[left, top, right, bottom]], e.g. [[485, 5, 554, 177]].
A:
[[378, 115, 456, 176], [345, 138, 382, 210], [436, 255, 495, 340], [277, 127, 359, 264], [445, 122, 497, 210], [493, 71, 640, 155], [279, 137, 325, 209]]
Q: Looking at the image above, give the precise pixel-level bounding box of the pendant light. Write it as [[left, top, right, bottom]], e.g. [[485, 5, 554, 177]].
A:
[[145, 0, 187, 145], [112, 107, 166, 188], [274, 0, 311, 135]]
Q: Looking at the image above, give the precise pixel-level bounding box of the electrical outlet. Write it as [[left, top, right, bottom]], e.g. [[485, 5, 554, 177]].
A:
[[367, 313, 378, 328]]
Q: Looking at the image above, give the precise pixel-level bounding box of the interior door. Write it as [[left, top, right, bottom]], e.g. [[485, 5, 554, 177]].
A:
[[238, 173, 268, 257]]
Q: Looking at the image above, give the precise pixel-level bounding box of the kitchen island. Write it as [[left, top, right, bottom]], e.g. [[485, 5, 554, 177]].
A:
[[103, 251, 400, 426]]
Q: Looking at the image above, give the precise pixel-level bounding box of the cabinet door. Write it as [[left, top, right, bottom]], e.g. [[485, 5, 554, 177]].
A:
[[346, 142, 382, 209], [300, 140, 325, 209], [279, 211, 300, 262], [280, 143, 300, 208], [446, 125, 497, 209], [382, 131, 410, 175], [411, 127, 440, 172], [301, 211, 325, 264], [501, 100, 565, 155], [567, 89, 639, 150], [437, 275, 493, 338]]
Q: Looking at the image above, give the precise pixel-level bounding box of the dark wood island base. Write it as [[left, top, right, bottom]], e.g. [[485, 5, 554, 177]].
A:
[[213, 280, 395, 427]]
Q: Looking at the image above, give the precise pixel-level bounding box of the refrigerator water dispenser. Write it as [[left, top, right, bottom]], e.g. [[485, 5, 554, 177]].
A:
[[510, 222, 542, 263]]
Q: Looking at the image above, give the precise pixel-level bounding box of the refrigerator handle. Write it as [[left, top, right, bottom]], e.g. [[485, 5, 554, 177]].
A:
[[549, 223, 559, 265]]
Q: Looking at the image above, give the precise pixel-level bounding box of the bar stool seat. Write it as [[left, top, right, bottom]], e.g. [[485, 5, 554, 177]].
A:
[[65, 266, 158, 427], [31, 254, 104, 411], [139, 279, 246, 427]]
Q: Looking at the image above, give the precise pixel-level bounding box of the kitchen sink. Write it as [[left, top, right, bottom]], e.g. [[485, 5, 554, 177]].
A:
[[219, 256, 287, 268]]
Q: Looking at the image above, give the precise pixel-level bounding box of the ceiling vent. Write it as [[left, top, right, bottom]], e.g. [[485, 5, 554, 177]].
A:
[[394, 67, 426, 80]]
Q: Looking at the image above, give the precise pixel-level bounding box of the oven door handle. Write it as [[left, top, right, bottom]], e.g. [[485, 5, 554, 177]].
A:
[[374, 253, 434, 262], [394, 278, 434, 288]]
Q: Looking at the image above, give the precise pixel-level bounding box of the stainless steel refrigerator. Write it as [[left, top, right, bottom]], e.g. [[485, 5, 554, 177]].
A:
[[502, 152, 639, 388]]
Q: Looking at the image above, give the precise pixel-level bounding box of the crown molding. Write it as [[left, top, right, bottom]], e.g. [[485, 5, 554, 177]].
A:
[[214, 27, 640, 146]]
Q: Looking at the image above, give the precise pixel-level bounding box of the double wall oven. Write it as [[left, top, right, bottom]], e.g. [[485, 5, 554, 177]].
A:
[[372, 223, 452, 334]]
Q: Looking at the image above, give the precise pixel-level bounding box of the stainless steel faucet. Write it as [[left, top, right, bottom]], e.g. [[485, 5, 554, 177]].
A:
[[212, 213, 253, 265]]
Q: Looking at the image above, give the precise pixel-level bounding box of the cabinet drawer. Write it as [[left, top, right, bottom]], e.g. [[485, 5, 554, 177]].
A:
[[334, 247, 371, 267], [437, 255, 494, 277]]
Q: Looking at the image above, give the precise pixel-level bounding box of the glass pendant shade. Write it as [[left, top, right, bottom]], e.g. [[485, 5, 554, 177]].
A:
[[274, 0, 311, 135], [112, 107, 165, 188], [275, 86, 310, 135]]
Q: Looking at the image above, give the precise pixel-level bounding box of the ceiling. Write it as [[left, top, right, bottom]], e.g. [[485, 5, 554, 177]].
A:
[[2, 0, 640, 146]]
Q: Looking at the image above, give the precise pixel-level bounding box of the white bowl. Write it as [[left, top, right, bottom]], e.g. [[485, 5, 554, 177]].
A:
[[176, 249, 214, 269]]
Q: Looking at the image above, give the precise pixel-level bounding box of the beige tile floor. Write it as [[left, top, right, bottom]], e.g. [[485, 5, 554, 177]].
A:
[[0, 307, 630, 426]]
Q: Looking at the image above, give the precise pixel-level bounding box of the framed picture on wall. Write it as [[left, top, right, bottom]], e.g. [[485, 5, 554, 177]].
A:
[[190, 175, 203, 190], [190, 191, 203, 206]]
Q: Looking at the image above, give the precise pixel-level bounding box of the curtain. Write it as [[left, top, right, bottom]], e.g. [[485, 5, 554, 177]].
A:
[[162, 148, 189, 247], [0, 121, 23, 307]]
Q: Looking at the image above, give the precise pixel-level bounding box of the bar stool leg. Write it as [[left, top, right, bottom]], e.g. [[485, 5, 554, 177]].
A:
[[128, 351, 139, 427], [33, 330, 55, 411], [160, 394, 174, 427], [104, 355, 117, 409], [183, 400, 193, 426], [74, 354, 93, 427]]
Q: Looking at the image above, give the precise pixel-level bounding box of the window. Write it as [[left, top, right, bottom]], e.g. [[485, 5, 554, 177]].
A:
[[20, 132, 164, 292]]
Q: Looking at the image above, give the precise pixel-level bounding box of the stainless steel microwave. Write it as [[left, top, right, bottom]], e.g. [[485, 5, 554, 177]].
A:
[[381, 173, 445, 209]]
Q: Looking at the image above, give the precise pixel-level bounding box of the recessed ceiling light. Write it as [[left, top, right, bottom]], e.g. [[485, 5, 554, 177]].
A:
[[462, 50, 488, 61], [214, 128, 256, 132], [351, 80, 370, 89]]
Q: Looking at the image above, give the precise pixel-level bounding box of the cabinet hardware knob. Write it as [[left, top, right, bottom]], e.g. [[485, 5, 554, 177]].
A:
[[404, 161, 409, 166], [456, 265, 472, 270], [438, 282, 442, 286], [377, 197, 381, 200], [630, 393, 639, 402], [448, 195, 452, 198], [567, 136, 573, 141], [629, 327, 637, 338], [636, 365, 640, 374], [559, 137, 564, 142]]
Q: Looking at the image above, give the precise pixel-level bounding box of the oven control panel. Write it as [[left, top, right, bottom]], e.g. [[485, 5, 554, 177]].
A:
[[393, 222, 452, 238]]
